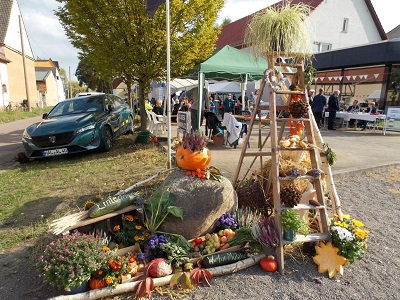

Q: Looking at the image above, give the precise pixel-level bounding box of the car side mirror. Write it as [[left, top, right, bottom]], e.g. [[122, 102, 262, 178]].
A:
[[107, 104, 114, 111], [42, 113, 48, 119]]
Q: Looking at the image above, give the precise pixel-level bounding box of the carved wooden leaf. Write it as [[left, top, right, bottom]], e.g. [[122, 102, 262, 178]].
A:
[[190, 268, 212, 287], [313, 241, 347, 278], [133, 277, 155, 298]]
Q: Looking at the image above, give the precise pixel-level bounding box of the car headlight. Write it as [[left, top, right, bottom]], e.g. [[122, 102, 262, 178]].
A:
[[75, 124, 95, 134], [22, 129, 31, 139]]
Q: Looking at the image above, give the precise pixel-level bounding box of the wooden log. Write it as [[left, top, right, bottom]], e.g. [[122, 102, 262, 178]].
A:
[[47, 254, 265, 300]]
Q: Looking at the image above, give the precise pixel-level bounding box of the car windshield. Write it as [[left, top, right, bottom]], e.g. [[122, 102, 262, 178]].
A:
[[47, 97, 104, 117]]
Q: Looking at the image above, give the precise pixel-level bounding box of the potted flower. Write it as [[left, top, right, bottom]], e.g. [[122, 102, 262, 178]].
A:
[[176, 131, 211, 171], [280, 209, 308, 241], [329, 213, 370, 263], [37, 232, 107, 293]]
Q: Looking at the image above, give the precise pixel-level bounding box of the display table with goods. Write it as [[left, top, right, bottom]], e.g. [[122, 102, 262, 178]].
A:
[[40, 128, 370, 299]]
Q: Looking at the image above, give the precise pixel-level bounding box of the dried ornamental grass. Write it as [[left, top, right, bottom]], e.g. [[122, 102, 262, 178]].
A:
[[244, 2, 313, 64]]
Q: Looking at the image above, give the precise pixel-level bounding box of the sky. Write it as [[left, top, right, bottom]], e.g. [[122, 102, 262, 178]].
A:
[[18, 0, 399, 82]]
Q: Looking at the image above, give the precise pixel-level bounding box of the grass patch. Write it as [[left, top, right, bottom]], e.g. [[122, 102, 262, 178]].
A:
[[0, 134, 168, 252], [0, 107, 52, 123]]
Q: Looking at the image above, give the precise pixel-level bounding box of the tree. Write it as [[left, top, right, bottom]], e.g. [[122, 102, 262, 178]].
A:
[[55, 0, 224, 130], [75, 60, 113, 93]]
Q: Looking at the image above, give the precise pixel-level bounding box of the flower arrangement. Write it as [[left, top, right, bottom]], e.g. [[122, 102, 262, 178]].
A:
[[182, 131, 208, 152], [329, 214, 370, 263], [37, 232, 107, 291], [99, 248, 129, 288], [113, 213, 150, 247], [147, 234, 168, 260]]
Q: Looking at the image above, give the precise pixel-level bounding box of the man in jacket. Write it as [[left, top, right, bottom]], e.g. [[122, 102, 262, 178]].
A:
[[327, 90, 340, 130], [311, 88, 327, 129]]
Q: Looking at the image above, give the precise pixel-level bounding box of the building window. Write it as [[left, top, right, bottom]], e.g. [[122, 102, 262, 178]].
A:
[[313, 42, 332, 52], [342, 18, 349, 32]]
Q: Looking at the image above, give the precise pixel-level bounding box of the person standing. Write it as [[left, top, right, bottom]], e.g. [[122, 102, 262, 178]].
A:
[[209, 96, 215, 113], [308, 89, 315, 106], [187, 86, 209, 132], [327, 90, 340, 130], [223, 93, 233, 115], [311, 88, 327, 129]]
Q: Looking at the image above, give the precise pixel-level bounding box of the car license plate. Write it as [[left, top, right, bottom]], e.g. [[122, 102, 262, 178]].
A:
[[42, 148, 68, 157]]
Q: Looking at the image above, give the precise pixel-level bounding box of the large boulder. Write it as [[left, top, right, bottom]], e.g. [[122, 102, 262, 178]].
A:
[[159, 169, 237, 239]]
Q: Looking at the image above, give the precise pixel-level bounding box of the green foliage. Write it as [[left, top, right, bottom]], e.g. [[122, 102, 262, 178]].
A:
[[75, 61, 113, 93], [145, 188, 183, 234], [280, 209, 308, 234], [0, 107, 52, 123], [161, 241, 190, 268]]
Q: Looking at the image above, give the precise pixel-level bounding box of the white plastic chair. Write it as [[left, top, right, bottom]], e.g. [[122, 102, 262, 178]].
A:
[[145, 109, 154, 132], [150, 111, 167, 136]]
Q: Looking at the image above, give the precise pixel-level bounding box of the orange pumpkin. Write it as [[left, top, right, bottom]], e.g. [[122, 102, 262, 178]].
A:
[[89, 278, 107, 290], [176, 146, 211, 171]]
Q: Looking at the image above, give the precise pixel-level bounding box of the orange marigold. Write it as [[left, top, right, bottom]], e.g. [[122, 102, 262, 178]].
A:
[[134, 236, 140, 241], [135, 225, 142, 230], [113, 225, 120, 231], [105, 276, 113, 285], [124, 215, 134, 222], [102, 246, 110, 252]]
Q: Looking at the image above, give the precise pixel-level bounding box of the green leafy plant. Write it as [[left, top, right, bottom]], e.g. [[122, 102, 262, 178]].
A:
[[323, 143, 337, 166], [37, 232, 107, 291], [161, 242, 190, 268], [280, 209, 309, 234], [145, 188, 183, 234]]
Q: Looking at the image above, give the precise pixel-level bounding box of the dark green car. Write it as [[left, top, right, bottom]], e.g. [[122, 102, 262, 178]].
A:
[[22, 94, 134, 158]]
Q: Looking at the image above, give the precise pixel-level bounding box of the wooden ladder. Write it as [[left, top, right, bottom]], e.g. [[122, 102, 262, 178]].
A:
[[233, 62, 342, 274]]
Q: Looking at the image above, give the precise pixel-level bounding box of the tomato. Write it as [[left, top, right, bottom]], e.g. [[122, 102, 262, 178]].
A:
[[194, 237, 203, 245], [191, 240, 197, 247], [260, 256, 278, 272]]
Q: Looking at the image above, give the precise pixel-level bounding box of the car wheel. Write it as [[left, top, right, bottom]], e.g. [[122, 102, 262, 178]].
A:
[[127, 116, 135, 134], [101, 126, 113, 151]]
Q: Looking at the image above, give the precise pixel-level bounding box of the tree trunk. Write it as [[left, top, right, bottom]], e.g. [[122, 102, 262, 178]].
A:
[[138, 81, 148, 132]]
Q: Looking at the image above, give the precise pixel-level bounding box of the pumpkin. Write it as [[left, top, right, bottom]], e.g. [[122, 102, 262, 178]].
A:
[[89, 278, 107, 290], [260, 256, 278, 272], [176, 146, 211, 171]]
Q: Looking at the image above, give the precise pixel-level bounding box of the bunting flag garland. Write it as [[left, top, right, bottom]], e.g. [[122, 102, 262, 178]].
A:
[[374, 74, 379, 78], [146, 0, 166, 18], [346, 76, 351, 81], [328, 77, 332, 81]]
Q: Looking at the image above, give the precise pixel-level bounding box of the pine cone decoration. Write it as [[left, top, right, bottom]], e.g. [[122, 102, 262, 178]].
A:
[[280, 186, 302, 207], [289, 99, 309, 118]]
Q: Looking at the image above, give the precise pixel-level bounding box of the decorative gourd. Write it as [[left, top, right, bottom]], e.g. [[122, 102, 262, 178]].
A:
[[89, 278, 107, 290], [176, 146, 211, 171], [88, 192, 142, 218], [260, 256, 278, 272]]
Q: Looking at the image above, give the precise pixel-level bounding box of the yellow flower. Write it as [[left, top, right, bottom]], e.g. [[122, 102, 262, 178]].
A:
[[135, 225, 142, 230], [342, 214, 351, 220], [105, 276, 113, 285], [103, 246, 110, 252], [113, 225, 120, 231], [352, 219, 364, 227], [354, 228, 370, 239], [134, 236, 140, 241]]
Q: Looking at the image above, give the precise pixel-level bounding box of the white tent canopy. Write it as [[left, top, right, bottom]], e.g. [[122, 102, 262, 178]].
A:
[[208, 82, 241, 94], [366, 90, 382, 100], [170, 78, 198, 91]]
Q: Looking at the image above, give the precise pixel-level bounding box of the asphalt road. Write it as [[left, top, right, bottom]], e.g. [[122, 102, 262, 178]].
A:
[[0, 116, 42, 172]]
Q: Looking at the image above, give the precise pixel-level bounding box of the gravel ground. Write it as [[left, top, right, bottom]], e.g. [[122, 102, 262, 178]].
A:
[[1, 167, 399, 300]]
